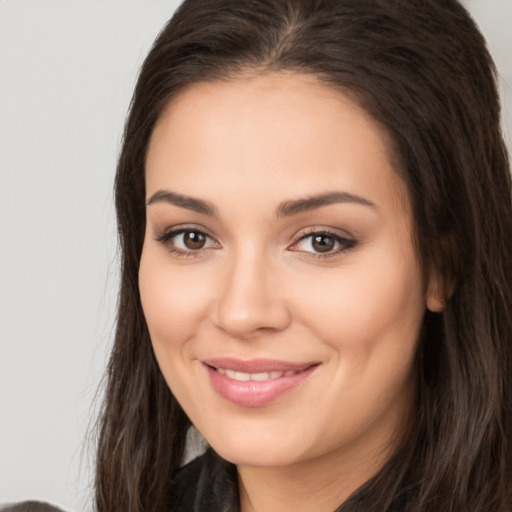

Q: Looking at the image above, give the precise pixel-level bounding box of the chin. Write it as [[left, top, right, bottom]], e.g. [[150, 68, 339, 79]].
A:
[[200, 424, 311, 468], [214, 443, 300, 468]]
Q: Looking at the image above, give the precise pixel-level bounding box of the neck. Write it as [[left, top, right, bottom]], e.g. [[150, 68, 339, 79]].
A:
[[237, 434, 397, 512]]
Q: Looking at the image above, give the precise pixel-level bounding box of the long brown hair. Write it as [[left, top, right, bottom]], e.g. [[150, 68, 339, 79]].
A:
[[95, 1, 512, 510]]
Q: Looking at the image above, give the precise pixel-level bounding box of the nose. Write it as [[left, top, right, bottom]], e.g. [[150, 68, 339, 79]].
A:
[[211, 248, 291, 339]]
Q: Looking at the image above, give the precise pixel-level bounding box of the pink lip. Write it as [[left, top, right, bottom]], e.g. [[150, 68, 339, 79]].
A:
[[203, 358, 319, 407]]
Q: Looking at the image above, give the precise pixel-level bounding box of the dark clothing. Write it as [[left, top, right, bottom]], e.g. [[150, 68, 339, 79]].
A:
[[170, 449, 414, 512], [170, 448, 239, 512], [1, 502, 64, 512], [1, 450, 236, 512], [3, 450, 413, 512]]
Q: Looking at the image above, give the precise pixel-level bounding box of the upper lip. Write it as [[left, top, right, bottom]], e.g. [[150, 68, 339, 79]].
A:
[[202, 357, 319, 373]]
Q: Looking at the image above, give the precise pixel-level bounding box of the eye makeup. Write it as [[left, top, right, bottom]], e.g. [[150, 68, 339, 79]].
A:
[[154, 223, 357, 261]]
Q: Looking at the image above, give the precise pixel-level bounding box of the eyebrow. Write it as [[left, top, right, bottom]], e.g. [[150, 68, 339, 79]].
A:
[[146, 189, 376, 217], [276, 191, 377, 217], [146, 190, 216, 216]]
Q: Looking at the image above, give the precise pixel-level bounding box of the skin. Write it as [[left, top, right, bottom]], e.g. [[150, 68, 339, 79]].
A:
[[139, 72, 442, 512]]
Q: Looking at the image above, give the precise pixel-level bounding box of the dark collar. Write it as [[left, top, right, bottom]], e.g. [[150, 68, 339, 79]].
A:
[[170, 448, 239, 512]]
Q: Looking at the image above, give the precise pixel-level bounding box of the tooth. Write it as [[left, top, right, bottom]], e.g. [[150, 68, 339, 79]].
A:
[[218, 368, 293, 381], [251, 372, 270, 381]]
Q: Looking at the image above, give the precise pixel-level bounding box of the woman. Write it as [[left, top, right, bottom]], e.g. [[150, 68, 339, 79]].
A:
[[93, 0, 512, 511]]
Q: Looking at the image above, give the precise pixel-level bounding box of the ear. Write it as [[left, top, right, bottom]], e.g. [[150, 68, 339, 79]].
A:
[[425, 269, 451, 313], [426, 233, 458, 312]]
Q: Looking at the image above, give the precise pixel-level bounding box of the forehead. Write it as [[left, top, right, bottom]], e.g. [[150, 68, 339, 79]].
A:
[[146, 72, 410, 217]]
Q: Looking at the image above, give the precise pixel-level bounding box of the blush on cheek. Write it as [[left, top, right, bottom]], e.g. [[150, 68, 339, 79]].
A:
[[141, 285, 193, 347], [139, 256, 218, 383], [303, 265, 422, 355]]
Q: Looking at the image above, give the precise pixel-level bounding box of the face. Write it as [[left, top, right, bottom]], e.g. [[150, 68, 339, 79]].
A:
[[140, 73, 440, 470]]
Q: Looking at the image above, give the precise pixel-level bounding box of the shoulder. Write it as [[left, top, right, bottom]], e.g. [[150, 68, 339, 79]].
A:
[[1, 502, 65, 512], [170, 448, 238, 512]]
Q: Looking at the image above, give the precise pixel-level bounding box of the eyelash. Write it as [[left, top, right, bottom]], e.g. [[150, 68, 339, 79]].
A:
[[290, 228, 357, 260], [155, 227, 219, 258], [155, 226, 357, 259]]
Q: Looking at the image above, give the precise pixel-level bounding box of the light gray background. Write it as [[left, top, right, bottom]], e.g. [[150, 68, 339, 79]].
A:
[[0, 1, 510, 511]]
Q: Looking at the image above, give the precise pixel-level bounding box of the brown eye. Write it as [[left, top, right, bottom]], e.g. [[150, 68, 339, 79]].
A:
[[183, 231, 206, 250], [156, 227, 218, 255], [289, 230, 356, 257], [311, 234, 335, 253]]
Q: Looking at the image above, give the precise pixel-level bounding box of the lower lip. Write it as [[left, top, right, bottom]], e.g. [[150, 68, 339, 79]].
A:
[[204, 364, 318, 407]]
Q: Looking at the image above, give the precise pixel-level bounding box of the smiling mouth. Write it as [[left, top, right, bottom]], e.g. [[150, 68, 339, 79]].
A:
[[203, 358, 319, 407], [214, 368, 303, 381]]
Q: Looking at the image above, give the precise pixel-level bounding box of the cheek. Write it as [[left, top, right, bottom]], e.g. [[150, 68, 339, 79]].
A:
[[293, 243, 425, 356], [138, 248, 209, 354]]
